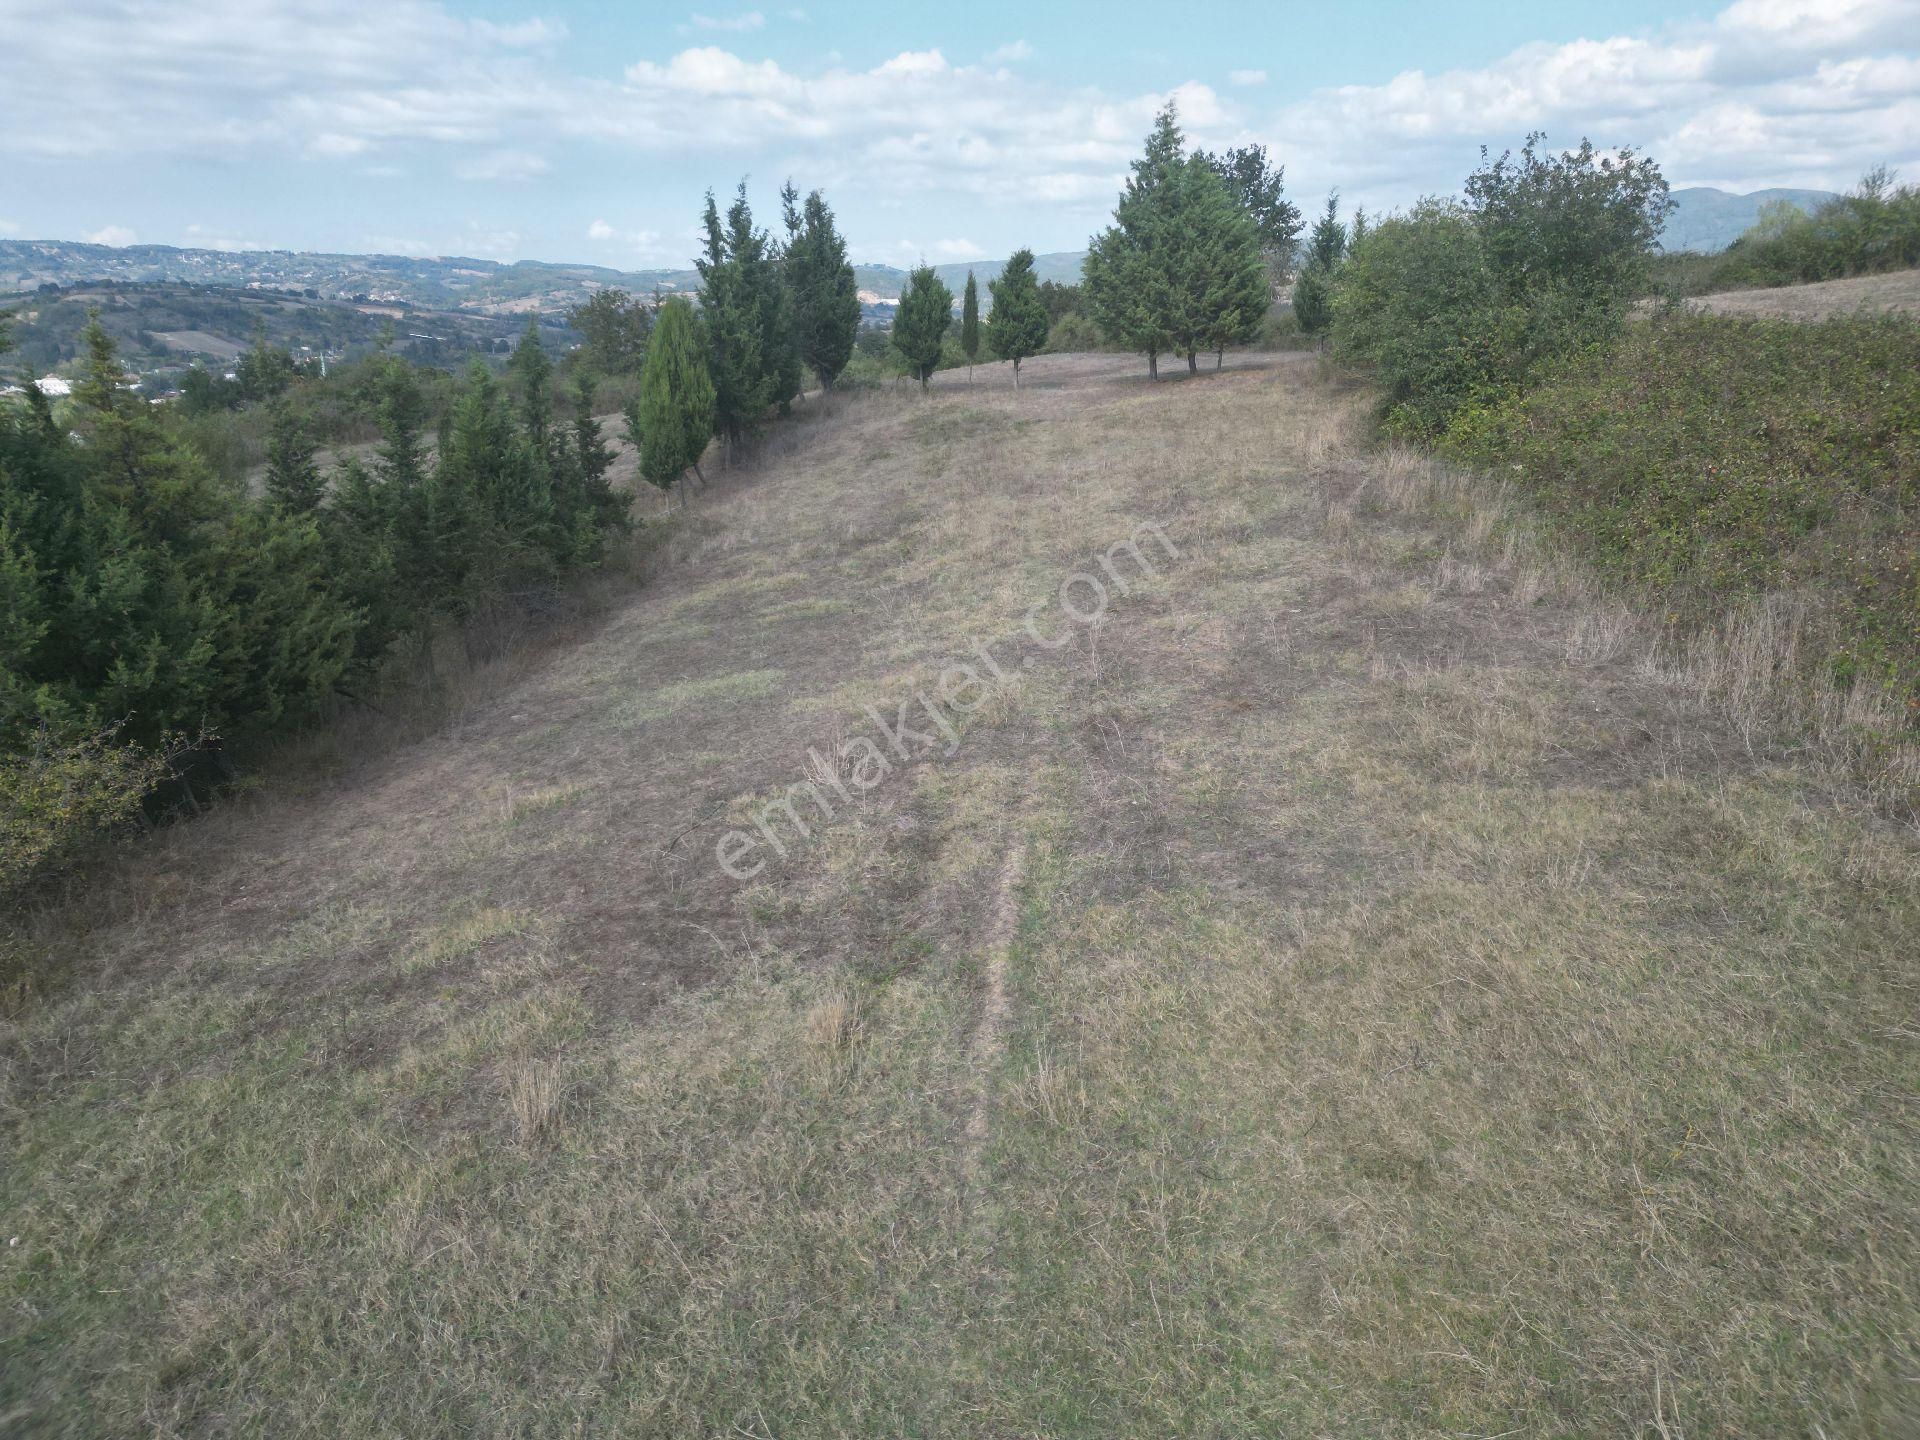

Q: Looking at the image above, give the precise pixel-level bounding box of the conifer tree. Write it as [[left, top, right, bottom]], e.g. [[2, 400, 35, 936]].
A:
[[986, 249, 1049, 388], [960, 272, 980, 383], [1294, 194, 1347, 338], [891, 266, 953, 389], [264, 399, 325, 513], [1086, 105, 1185, 378], [697, 185, 782, 458], [1198, 144, 1304, 287], [509, 318, 554, 458], [781, 182, 860, 392], [638, 297, 716, 500]]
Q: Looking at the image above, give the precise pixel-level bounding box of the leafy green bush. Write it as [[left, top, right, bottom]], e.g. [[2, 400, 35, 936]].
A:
[[1443, 312, 1920, 706], [1330, 201, 1555, 436], [1332, 138, 1667, 437], [0, 727, 168, 900]]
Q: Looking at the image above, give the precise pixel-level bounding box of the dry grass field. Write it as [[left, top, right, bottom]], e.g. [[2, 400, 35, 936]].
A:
[[1682, 267, 1920, 320], [4, 352, 1917, 1437]]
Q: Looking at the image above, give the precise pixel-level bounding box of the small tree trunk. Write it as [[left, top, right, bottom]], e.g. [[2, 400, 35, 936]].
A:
[[691, 459, 707, 489], [1013, 359, 1021, 391], [1148, 350, 1158, 381], [1215, 347, 1224, 371], [1187, 350, 1198, 375]]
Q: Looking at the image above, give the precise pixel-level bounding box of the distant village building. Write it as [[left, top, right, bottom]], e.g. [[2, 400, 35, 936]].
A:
[[34, 375, 72, 397]]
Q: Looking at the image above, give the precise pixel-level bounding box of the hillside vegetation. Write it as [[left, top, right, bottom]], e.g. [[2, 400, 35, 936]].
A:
[[3, 352, 1916, 1436]]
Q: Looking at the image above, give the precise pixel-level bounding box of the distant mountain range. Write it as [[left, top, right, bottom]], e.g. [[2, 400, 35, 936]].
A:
[[1659, 186, 1838, 253], [0, 187, 1841, 318]]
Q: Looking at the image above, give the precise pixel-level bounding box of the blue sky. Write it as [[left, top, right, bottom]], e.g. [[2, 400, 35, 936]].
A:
[[3, 0, 1916, 269]]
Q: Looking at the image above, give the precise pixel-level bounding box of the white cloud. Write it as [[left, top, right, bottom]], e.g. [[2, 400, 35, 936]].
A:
[[2, 0, 1913, 250], [456, 147, 549, 181], [1262, 0, 1920, 209], [585, 218, 669, 261], [587, 218, 617, 241], [84, 225, 137, 246], [0, 218, 19, 235], [685, 10, 765, 33], [1229, 68, 1268, 86], [987, 40, 1034, 64]]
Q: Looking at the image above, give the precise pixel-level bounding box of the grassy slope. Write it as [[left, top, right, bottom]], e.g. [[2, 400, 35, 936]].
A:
[[3, 353, 1916, 1437]]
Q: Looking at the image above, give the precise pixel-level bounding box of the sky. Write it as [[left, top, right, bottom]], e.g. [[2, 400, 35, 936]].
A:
[[2, 0, 1916, 270]]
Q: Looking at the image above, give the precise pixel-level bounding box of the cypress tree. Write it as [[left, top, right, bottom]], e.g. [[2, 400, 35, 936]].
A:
[[638, 297, 717, 500], [960, 272, 980, 383], [697, 185, 778, 458], [782, 183, 860, 392], [891, 266, 953, 389], [1086, 106, 1185, 378], [986, 249, 1049, 388], [264, 399, 325, 513], [509, 318, 554, 459]]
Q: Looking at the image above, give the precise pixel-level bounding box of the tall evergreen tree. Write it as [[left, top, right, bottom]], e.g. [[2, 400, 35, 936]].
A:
[[698, 184, 794, 457], [1085, 105, 1186, 378], [264, 399, 324, 513], [509, 318, 554, 459], [1199, 144, 1304, 286], [638, 298, 717, 500], [1294, 194, 1347, 339], [781, 182, 860, 392], [891, 266, 953, 389], [986, 249, 1050, 388], [960, 272, 981, 383], [1306, 192, 1348, 270]]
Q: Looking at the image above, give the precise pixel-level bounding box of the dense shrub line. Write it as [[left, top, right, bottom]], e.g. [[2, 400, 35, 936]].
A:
[[1445, 313, 1920, 708], [1324, 138, 1918, 722]]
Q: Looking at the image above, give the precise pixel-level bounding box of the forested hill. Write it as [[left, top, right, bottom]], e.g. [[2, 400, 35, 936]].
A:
[[0, 239, 1088, 313]]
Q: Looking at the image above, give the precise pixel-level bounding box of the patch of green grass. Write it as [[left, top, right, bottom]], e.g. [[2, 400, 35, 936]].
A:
[[611, 668, 784, 728]]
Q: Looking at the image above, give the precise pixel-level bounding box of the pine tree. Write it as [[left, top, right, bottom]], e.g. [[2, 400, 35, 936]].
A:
[[638, 297, 716, 501], [960, 272, 980, 383], [264, 399, 324, 513], [891, 266, 953, 389], [1181, 162, 1268, 370], [986, 249, 1049, 388], [1307, 192, 1347, 270], [782, 183, 860, 392], [561, 370, 628, 559]]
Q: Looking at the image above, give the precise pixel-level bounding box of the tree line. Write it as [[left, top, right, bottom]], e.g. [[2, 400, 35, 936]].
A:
[[884, 105, 1304, 387]]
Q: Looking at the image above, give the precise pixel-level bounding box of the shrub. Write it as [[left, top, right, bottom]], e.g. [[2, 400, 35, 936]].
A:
[[1443, 312, 1920, 708], [0, 727, 168, 901]]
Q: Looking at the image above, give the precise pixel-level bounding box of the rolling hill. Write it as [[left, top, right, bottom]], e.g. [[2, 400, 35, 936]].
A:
[[1659, 185, 1837, 252], [1, 238, 1089, 315]]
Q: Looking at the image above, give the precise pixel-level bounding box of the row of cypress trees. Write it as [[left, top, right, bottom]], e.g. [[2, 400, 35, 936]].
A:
[[889, 250, 1052, 390], [0, 313, 632, 885], [686, 181, 862, 465]]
